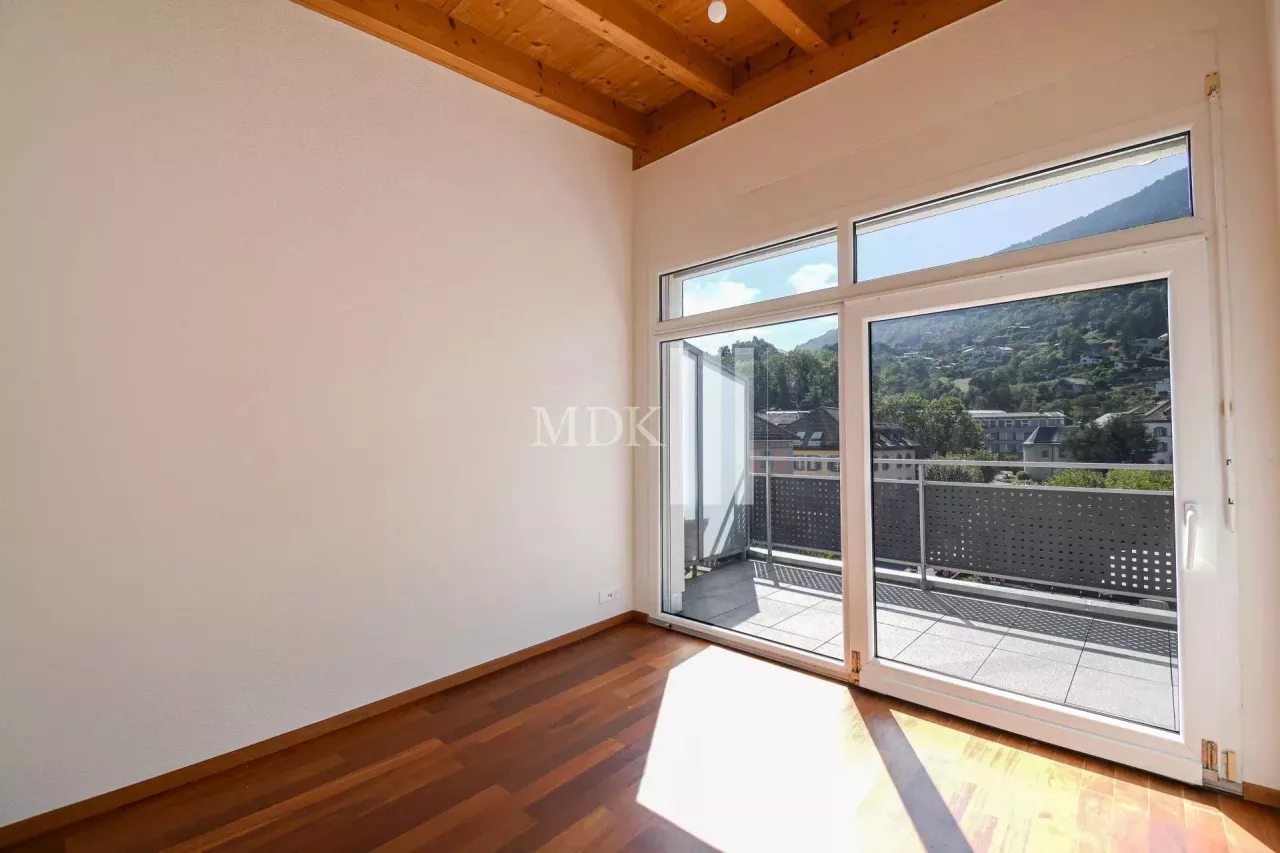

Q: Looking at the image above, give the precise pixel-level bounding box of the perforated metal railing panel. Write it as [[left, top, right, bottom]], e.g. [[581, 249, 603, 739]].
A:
[[750, 474, 841, 554], [750, 475, 766, 543], [924, 484, 1176, 598], [750, 474, 1177, 599], [771, 475, 842, 553], [872, 481, 920, 564]]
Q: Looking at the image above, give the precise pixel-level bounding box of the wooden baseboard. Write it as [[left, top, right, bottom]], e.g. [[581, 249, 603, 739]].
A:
[[0, 610, 647, 847], [1244, 782, 1280, 809]]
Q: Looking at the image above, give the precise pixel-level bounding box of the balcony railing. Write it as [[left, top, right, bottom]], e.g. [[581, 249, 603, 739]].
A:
[[748, 457, 1176, 604]]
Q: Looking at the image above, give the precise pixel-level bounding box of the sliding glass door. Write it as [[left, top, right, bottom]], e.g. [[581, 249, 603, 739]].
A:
[[867, 280, 1179, 729], [648, 132, 1236, 785], [843, 239, 1232, 783]]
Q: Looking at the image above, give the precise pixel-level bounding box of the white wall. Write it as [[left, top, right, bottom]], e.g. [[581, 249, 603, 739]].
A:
[[0, 0, 632, 825], [633, 0, 1280, 788]]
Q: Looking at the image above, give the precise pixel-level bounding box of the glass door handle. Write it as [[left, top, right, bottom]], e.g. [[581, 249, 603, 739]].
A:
[[1182, 502, 1199, 573]]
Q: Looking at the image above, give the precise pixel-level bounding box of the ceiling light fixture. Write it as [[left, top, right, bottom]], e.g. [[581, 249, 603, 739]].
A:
[[707, 0, 726, 23]]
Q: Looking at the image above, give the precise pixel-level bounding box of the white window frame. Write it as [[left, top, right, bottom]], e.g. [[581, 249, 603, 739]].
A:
[[843, 238, 1229, 786], [641, 111, 1237, 780]]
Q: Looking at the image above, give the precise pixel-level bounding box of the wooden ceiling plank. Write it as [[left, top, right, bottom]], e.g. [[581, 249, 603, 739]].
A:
[[635, 0, 1001, 167], [743, 0, 830, 53], [293, 0, 646, 146], [536, 0, 733, 102]]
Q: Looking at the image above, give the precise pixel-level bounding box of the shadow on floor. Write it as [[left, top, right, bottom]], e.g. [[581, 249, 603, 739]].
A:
[[857, 690, 976, 853]]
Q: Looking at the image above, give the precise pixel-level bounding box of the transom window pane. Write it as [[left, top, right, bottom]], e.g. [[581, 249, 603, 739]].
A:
[[855, 135, 1191, 282], [663, 230, 837, 320]]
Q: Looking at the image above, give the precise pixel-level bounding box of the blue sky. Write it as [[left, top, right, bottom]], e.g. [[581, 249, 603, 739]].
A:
[[679, 149, 1187, 356], [856, 152, 1188, 280]]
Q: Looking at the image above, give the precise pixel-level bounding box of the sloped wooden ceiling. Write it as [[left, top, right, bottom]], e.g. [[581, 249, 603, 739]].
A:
[[295, 0, 1000, 168]]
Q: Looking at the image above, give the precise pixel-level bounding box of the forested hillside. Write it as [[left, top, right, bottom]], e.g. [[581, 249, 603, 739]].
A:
[[712, 279, 1170, 432], [868, 280, 1170, 424], [710, 169, 1182, 431], [999, 168, 1190, 254]]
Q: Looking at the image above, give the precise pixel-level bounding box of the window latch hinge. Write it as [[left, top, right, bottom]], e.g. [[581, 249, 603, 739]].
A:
[[1206, 71, 1221, 99], [1203, 740, 1243, 793]]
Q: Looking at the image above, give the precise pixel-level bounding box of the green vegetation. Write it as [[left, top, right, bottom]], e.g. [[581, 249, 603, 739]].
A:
[[869, 280, 1170, 424], [923, 450, 1001, 483], [1104, 469, 1174, 490], [1042, 469, 1106, 488], [1063, 414, 1159, 463], [719, 338, 838, 411], [872, 393, 986, 458], [709, 282, 1172, 494], [1039, 468, 1173, 490]]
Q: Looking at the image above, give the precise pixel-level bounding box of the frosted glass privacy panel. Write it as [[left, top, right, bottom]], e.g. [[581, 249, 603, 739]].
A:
[[855, 135, 1192, 282], [660, 313, 843, 660]]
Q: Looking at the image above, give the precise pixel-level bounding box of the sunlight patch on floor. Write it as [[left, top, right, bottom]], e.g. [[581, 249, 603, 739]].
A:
[[635, 645, 882, 852]]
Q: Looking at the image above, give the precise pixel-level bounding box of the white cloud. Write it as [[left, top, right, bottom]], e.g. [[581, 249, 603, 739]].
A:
[[788, 263, 837, 294], [681, 279, 760, 316]]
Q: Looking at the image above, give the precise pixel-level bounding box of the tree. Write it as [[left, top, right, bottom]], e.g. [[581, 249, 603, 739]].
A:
[[721, 339, 838, 412], [1063, 414, 1158, 463], [874, 393, 986, 458], [1058, 326, 1087, 361], [965, 369, 1018, 410]]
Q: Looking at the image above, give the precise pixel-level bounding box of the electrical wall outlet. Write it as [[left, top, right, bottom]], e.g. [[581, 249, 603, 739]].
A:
[[598, 588, 621, 604]]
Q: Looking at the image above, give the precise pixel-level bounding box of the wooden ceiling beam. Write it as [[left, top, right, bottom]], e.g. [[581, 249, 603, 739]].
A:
[[293, 0, 647, 146], [537, 0, 734, 102], [634, 0, 1002, 168], [743, 0, 831, 53]]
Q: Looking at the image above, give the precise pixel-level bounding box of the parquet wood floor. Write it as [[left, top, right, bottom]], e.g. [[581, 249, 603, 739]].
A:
[[7, 623, 1279, 852]]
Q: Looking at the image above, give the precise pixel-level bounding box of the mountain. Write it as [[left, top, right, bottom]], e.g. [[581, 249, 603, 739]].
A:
[[798, 328, 839, 351], [794, 171, 1185, 361], [999, 168, 1191, 254]]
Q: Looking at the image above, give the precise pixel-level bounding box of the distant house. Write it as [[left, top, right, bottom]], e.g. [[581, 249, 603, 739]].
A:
[[768, 408, 918, 478], [787, 407, 842, 476], [870, 424, 917, 480], [1054, 377, 1091, 397], [1021, 425, 1079, 480], [1134, 334, 1168, 350], [1140, 400, 1173, 464], [760, 410, 807, 429], [967, 409, 1067, 455], [1077, 352, 1106, 365], [972, 345, 1013, 363], [1094, 403, 1172, 464], [752, 414, 800, 474]]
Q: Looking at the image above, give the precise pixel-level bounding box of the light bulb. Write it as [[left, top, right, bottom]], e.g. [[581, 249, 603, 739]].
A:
[[708, 0, 726, 23]]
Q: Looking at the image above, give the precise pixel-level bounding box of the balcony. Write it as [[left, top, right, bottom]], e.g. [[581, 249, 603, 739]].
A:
[[675, 457, 1179, 731]]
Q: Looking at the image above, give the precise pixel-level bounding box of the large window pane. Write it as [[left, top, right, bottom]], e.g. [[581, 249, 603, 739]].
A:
[[661, 314, 842, 659], [856, 135, 1191, 282], [868, 280, 1178, 731], [664, 231, 837, 320]]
